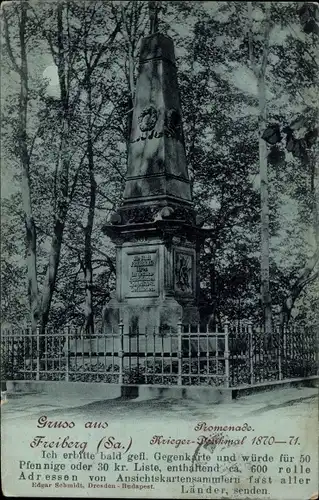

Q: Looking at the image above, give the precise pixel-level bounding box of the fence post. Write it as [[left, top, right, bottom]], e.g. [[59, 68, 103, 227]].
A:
[[248, 319, 254, 385], [283, 323, 287, 377], [144, 327, 148, 384], [118, 320, 124, 385], [277, 322, 282, 381], [36, 325, 40, 381], [177, 319, 182, 386], [223, 317, 230, 388], [65, 325, 70, 382]]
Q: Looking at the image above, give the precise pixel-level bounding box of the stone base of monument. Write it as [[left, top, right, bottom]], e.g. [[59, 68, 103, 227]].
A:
[[102, 297, 200, 334]]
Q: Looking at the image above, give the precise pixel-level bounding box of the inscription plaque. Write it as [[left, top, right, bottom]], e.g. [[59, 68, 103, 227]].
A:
[[126, 251, 158, 296]]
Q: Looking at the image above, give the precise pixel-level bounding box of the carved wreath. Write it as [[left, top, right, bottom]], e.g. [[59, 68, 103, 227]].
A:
[[138, 106, 158, 132], [132, 106, 182, 142]]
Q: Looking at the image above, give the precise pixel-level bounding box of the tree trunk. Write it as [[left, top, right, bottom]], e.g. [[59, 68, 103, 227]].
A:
[[38, 4, 70, 336], [39, 219, 65, 332], [13, 2, 39, 332], [258, 75, 272, 338], [209, 248, 217, 320], [121, 3, 137, 146], [83, 133, 97, 335], [39, 112, 70, 334], [248, 1, 272, 339]]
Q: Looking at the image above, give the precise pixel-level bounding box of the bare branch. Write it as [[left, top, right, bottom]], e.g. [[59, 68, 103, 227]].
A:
[[96, 187, 118, 206], [68, 151, 88, 203], [27, 127, 42, 162], [247, 2, 257, 77], [2, 7, 22, 76], [95, 153, 126, 181], [29, 6, 58, 60], [89, 18, 123, 72], [92, 247, 116, 275], [258, 3, 272, 80]]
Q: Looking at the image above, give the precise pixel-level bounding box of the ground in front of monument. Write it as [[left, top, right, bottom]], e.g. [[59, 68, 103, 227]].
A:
[[1, 386, 317, 423]]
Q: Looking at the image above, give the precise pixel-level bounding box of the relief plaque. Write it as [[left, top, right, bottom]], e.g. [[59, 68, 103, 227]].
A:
[[174, 251, 194, 295]]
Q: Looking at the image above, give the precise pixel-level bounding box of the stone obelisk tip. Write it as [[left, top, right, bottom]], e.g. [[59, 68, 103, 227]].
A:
[[149, 0, 159, 35]]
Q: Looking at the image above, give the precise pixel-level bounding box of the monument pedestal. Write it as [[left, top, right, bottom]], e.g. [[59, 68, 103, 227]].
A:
[[103, 297, 199, 334], [102, 220, 202, 335]]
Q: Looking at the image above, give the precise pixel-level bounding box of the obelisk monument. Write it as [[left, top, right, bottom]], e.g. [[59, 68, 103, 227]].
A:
[[102, 5, 204, 334]]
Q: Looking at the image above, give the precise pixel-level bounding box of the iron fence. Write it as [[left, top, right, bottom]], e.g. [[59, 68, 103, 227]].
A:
[[1, 320, 318, 387]]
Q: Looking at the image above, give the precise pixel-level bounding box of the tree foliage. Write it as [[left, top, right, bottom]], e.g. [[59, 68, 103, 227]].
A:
[[1, 0, 318, 330]]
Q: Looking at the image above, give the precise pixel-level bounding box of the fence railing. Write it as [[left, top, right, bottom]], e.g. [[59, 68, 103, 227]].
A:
[[1, 320, 318, 387]]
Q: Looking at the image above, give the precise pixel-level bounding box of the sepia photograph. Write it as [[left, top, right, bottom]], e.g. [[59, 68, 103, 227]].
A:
[[1, 1, 318, 498]]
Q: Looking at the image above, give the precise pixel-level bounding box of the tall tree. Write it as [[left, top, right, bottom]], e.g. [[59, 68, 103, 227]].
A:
[[247, 1, 273, 337], [2, 0, 123, 335], [3, 1, 39, 332]]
